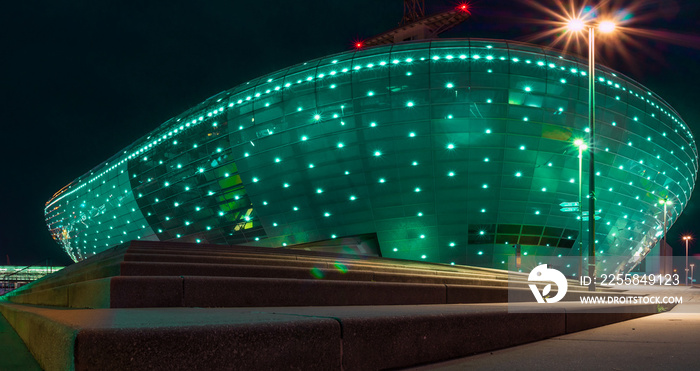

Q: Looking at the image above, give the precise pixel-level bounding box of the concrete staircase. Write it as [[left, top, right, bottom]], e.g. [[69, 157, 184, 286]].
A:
[[0, 241, 666, 370], [3, 240, 622, 309]]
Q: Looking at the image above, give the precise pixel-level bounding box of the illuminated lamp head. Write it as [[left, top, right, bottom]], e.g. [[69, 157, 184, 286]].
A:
[[457, 3, 470, 13], [354, 41, 364, 49], [567, 18, 585, 32]]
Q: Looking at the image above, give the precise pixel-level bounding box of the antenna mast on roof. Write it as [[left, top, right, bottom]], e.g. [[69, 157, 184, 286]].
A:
[[401, 0, 425, 25], [358, 2, 470, 48]]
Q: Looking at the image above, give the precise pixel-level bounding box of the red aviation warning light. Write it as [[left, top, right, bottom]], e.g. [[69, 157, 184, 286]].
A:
[[353, 1, 472, 49]]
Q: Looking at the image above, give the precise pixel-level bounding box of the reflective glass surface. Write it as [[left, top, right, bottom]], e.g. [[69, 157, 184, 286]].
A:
[[45, 39, 697, 275]]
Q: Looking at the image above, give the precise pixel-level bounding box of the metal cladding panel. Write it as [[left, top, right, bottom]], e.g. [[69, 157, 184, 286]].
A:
[[45, 39, 698, 275]]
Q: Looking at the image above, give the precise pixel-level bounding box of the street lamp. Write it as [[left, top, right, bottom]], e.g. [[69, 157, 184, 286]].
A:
[[659, 198, 673, 275], [566, 18, 617, 291], [683, 236, 692, 286], [574, 139, 588, 277], [691, 263, 695, 287]]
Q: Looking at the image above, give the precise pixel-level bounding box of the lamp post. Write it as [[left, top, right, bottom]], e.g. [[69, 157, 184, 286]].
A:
[[659, 199, 672, 275], [691, 263, 695, 287], [586, 24, 597, 292], [567, 18, 616, 291], [683, 236, 692, 286], [574, 139, 587, 277]]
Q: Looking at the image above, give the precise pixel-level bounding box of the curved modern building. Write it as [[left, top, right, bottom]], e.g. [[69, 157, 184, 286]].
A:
[[45, 39, 697, 275]]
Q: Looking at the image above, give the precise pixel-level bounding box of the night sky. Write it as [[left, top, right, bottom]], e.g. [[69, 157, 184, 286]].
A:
[[2, 0, 698, 266]]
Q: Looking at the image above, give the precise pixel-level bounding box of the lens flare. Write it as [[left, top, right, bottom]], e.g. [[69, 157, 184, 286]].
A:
[[334, 262, 348, 273], [514, 0, 700, 76], [310, 267, 325, 279], [568, 18, 585, 32], [599, 20, 616, 33]]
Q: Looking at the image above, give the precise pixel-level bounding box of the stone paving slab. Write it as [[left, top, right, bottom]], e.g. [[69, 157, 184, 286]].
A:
[[0, 300, 667, 371], [0, 311, 41, 370], [406, 287, 700, 370], [0, 302, 341, 371]]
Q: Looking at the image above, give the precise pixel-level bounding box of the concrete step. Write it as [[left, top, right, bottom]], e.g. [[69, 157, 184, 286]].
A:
[[120, 249, 606, 289], [123, 241, 550, 282], [5, 273, 640, 309], [0, 301, 667, 371], [124, 242, 528, 277], [123, 250, 514, 281], [2, 240, 623, 309], [119, 261, 507, 285]]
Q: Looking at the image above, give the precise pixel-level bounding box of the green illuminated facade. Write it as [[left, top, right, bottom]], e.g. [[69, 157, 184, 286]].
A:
[[45, 39, 697, 274]]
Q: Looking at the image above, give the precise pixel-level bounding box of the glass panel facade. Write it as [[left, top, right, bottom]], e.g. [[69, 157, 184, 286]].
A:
[[44, 39, 698, 275]]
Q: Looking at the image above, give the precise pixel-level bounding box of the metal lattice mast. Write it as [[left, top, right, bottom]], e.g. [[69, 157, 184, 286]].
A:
[[401, 0, 425, 25]]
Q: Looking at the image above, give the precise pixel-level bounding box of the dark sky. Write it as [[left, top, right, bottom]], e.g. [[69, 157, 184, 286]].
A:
[[1, 0, 698, 266]]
